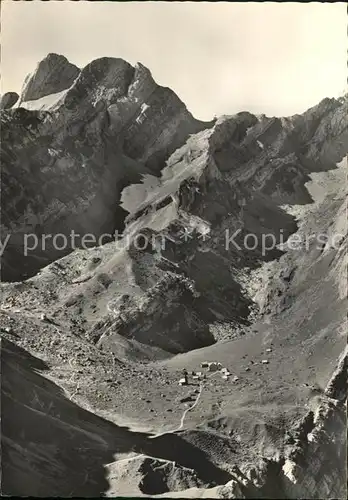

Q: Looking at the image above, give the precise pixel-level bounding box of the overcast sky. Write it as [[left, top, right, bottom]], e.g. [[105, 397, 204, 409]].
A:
[[1, 1, 346, 120]]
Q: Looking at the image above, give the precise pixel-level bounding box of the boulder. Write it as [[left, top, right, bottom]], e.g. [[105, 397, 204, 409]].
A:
[[0, 92, 19, 109]]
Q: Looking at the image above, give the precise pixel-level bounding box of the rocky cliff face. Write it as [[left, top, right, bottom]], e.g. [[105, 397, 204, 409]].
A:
[[20, 53, 80, 102], [1, 54, 347, 498], [1, 55, 211, 281]]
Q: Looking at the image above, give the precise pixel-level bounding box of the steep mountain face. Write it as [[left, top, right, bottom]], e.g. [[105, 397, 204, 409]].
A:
[[20, 53, 80, 102], [1, 54, 212, 281], [1, 54, 347, 498]]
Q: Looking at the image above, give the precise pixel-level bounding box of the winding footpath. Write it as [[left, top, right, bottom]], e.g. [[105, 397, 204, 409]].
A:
[[150, 370, 221, 439], [176, 381, 204, 432], [149, 381, 204, 440]]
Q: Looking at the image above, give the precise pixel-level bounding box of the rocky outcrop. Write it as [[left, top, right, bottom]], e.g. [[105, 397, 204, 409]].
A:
[[278, 347, 347, 499], [290, 96, 348, 165], [280, 400, 346, 499], [106, 454, 205, 496], [0, 91, 19, 109], [325, 346, 348, 401]]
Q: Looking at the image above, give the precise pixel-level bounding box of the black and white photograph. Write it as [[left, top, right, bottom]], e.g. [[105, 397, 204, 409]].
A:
[[0, 1, 347, 498]]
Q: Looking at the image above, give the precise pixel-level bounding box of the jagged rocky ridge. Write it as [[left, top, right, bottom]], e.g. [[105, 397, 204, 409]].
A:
[[1, 54, 212, 281], [1, 54, 347, 498]]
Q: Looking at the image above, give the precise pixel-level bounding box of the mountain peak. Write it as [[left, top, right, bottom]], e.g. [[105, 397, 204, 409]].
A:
[[21, 53, 80, 102]]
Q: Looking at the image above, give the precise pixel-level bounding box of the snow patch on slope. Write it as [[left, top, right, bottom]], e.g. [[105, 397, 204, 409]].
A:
[[121, 175, 162, 214], [20, 89, 68, 111]]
